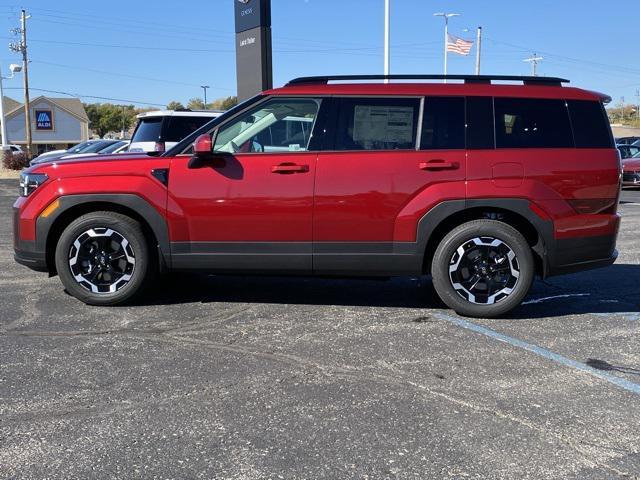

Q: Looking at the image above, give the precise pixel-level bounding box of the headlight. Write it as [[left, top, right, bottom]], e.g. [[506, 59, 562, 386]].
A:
[[19, 172, 48, 197]]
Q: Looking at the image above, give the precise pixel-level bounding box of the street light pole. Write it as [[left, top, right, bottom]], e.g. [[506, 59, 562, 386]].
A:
[[0, 67, 8, 150], [0, 64, 22, 150], [433, 13, 460, 83], [384, 0, 390, 82], [201, 85, 210, 107]]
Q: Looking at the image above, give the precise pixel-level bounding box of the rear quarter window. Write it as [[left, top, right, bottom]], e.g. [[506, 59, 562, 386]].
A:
[[567, 100, 613, 148], [494, 98, 573, 148]]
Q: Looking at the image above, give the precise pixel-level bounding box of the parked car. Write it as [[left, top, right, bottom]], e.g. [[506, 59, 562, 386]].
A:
[[58, 140, 131, 160], [128, 110, 223, 153], [30, 140, 124, 166], [617, 144, 640, 159], [14, 74, 620, 318], [622, 150, 640, 186], [615, 136, 640, 145], [2, 144, 23, 153]]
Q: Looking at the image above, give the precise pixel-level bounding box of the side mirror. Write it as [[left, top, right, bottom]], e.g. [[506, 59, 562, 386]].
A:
[[189, 134, 228, 169], [194, 134, 212, 157]]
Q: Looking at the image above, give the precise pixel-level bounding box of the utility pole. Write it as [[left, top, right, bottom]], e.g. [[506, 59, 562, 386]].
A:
[[433, 13, 460, 83], [384, 0, 390, 82], [636, 89, 640, 121], [10, 10, 32, 158], [523, 52, 543, 76], [621, 96, 625, 123], [201, 85, 209, 107], [475, 26, 482, 75]]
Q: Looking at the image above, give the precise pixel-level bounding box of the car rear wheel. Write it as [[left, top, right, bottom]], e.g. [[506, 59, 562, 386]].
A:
[[55, 212, 152, 305], [431, 219, 534, 318]]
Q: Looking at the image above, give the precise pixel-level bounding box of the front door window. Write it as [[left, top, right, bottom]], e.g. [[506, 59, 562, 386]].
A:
[[213, 98, 321, 154]]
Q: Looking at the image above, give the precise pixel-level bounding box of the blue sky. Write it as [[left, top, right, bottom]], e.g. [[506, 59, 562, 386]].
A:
[[0, 0, 637, 108]]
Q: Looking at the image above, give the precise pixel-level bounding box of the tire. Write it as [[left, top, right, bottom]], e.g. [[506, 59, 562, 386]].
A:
[[431, 219, 534, 318], [54, 211, 153, 306]]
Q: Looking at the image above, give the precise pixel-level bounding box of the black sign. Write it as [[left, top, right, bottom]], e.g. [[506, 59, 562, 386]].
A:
[[234, 0, 271, 33], [35, 109, 53, 130], [236, 26, 272, 101]]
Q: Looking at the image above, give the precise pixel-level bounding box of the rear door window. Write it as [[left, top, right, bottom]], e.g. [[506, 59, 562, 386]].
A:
[[466, 97, 495, 149], [420, 97, 465, 150], [494, 98, 573, 148], [331, 97, 420, 151], [567, 100, 613, 148]]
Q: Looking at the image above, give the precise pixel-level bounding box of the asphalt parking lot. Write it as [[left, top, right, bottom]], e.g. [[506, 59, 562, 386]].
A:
[[1, 178, 639, 479]]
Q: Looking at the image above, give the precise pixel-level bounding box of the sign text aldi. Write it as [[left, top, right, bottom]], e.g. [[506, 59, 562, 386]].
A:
[[35, 110, 53, 130]]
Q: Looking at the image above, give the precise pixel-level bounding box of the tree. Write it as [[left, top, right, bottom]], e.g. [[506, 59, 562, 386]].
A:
[[187, 98, 205, 110], [210, 96, 238, 110], [166, 101, 185, 110], [84, 103, 137, 137]]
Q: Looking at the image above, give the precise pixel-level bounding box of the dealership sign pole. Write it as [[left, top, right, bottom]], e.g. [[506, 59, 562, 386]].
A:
[[234, 0, 273, 102]]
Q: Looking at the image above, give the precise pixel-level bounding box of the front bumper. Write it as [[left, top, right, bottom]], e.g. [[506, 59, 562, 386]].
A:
[[13, 206, 48, 272]]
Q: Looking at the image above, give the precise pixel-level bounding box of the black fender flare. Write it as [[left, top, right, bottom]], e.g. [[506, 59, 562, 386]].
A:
[[36, 194, 171, 269], [415, 198, 554, 276]]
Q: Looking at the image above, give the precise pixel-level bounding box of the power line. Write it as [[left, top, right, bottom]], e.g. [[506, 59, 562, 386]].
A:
[[3, 86, 165, 107], [31, 59, 235, 91]]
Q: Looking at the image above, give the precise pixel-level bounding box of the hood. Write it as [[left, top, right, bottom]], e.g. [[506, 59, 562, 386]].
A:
[[30, 151, 152, 168], [25, 152, 154, 174]]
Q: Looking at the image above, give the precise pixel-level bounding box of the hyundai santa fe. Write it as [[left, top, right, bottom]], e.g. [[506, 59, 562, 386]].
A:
[[13, 74, 621, 317]]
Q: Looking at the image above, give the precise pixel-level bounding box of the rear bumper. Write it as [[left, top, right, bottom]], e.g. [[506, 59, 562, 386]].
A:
[[546, 234, 618, 277]]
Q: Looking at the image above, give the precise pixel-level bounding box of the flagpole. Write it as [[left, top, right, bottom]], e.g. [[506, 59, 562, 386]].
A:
[[475, 26, 482, 75], [384, 0, 390, 83]]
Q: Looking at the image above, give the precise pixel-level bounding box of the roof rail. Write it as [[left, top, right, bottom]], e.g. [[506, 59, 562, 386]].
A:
[[286, 74, 569, 87]]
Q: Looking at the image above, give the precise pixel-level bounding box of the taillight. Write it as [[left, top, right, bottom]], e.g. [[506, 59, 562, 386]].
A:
[[567, 199, 617, 215], [155, 141, 165, 152]]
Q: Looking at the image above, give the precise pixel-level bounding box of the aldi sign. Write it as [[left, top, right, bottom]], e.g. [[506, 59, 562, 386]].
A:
[[35, 109, 53, 130]]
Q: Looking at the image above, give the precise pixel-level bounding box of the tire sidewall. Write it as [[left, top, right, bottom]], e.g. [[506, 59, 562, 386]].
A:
[[55, 213, 149, 306], [431, 220, 534, 318]]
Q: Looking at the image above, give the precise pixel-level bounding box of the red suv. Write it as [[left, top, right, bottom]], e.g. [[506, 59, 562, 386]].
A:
[[13, 75, 621, 317]]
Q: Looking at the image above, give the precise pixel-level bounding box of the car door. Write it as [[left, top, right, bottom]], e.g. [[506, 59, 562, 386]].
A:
[[168, 97, 326, 273], [313, 96, 467, 275]]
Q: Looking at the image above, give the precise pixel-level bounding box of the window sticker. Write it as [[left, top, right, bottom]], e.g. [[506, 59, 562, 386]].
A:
[[353, 105, 414, 144]]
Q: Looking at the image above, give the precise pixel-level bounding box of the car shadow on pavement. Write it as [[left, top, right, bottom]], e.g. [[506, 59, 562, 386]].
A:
[[134, 264, 640, 318], [586, 358, 640, 376]]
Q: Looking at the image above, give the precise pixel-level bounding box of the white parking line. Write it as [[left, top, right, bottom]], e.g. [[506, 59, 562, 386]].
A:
[[435, 312, 640, 396], [522, 294, 590, 305]]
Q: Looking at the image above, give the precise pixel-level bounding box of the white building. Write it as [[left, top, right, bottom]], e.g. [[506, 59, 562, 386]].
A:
[[2, 96, 89, 154]]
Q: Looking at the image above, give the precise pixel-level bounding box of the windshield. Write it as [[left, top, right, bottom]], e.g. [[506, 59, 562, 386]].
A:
[[99, 141, 127, 153], [66, 141, 95, 154], [80, 141, 117, 153]]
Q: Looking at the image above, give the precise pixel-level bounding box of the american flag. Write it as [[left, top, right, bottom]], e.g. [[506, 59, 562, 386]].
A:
[[447, 34, 474, 56]]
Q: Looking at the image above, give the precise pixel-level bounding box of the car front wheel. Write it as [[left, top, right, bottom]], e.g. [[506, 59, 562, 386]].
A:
[[55, 211, 152, 306]]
